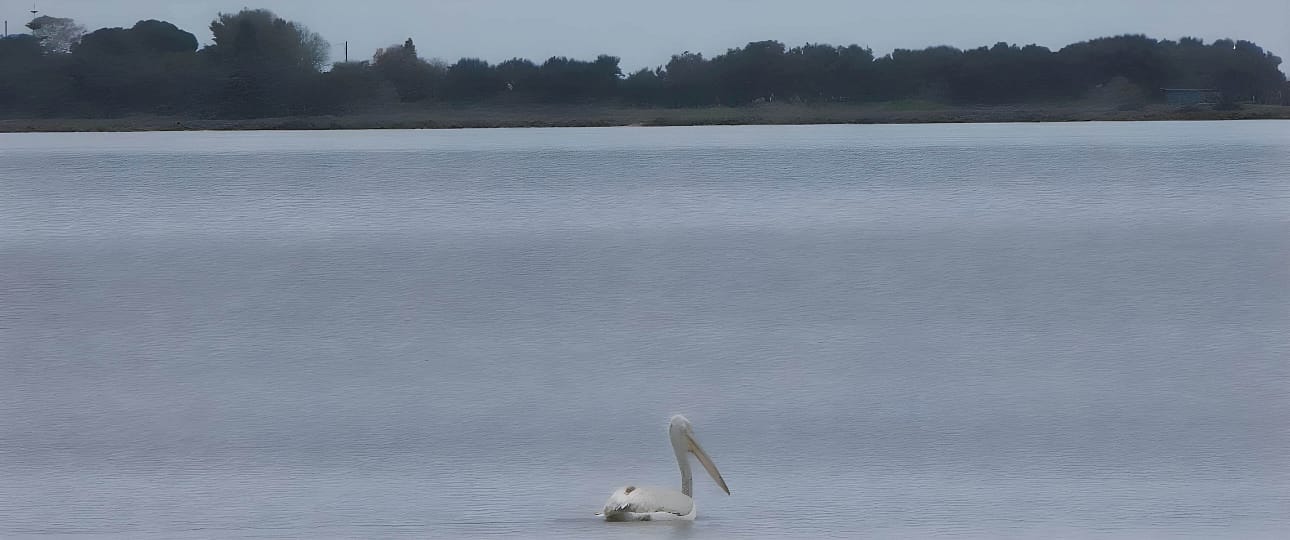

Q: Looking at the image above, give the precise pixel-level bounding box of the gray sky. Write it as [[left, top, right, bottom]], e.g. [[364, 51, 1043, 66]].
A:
[[6, 1, 1288, 73]]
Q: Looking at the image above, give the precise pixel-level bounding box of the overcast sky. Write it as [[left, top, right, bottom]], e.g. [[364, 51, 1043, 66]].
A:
[[6, 1, 1288, 73]]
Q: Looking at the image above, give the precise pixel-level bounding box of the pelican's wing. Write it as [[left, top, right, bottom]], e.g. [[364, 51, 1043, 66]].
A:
[[601, 486, 694, 518]]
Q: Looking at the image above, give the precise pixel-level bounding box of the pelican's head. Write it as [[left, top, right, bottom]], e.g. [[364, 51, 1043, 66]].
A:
[[669, 414, 731, 495]]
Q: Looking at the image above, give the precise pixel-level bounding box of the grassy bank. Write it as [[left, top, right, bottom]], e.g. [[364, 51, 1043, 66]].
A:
[[2, 102, 1288, 133]]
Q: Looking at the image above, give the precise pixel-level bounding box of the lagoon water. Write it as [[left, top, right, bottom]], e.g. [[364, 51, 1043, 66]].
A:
[[1, 122, 1288, 539]]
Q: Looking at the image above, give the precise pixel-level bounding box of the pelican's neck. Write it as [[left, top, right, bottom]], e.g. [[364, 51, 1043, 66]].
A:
[[671, 429, 692, 497]]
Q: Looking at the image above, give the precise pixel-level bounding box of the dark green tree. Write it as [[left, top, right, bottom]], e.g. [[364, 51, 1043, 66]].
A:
[[531, 55, 621, 101], [202, 9, 330, 116], [71, 21, 203, 113], [660, 52, 716, 106], [622, 67, 665, 104], [711, 41, 790, 104], [373, 38, 445, 102], [207, 9, 328, 71], [0, 35, 75, 115], [443, 58, 505, 101], [313, 61, 383, 113], [495, 58, 539, 95]]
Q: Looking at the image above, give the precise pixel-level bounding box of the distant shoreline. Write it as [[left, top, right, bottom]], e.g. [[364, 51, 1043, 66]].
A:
[[2, 103, 1288, 133]]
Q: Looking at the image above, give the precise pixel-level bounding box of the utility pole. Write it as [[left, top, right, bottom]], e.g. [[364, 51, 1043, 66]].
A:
[[2, 2, 37, 39], [345, 41, 349, 63]]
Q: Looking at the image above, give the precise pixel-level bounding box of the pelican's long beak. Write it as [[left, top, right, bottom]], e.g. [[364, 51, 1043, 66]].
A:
[[687, 433, 730, 495]]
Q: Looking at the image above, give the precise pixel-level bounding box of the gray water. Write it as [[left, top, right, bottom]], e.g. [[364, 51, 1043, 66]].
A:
[[1, 122, 1288, 539]]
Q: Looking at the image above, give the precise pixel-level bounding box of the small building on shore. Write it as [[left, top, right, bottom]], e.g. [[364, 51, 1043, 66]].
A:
[[1162, 88, 1222, 106]]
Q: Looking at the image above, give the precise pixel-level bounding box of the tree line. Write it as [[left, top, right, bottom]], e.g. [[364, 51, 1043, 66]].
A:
[[1, 8, 1285, 119]]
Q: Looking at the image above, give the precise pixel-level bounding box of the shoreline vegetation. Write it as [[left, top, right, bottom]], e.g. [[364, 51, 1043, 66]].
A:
[[3, 102, 1289, 133], [3, 7, 1287, 133]]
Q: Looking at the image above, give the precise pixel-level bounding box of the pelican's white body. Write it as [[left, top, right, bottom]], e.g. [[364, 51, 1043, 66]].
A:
[[600, 415, 729, 522], [601, 485, 696, 521]]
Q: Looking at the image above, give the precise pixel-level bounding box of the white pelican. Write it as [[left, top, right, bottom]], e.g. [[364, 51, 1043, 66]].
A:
[[599, 415, 730, 521]]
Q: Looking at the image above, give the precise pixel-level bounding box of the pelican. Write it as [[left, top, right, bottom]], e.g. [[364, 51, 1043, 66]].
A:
[[599, 415, 730, 521]]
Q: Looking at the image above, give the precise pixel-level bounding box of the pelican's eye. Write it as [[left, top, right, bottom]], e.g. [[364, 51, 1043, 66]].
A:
[[624, 486, 636, 494]]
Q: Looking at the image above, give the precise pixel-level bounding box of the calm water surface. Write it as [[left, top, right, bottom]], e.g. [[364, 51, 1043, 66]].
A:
[[1, 122, 1288, 539]]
